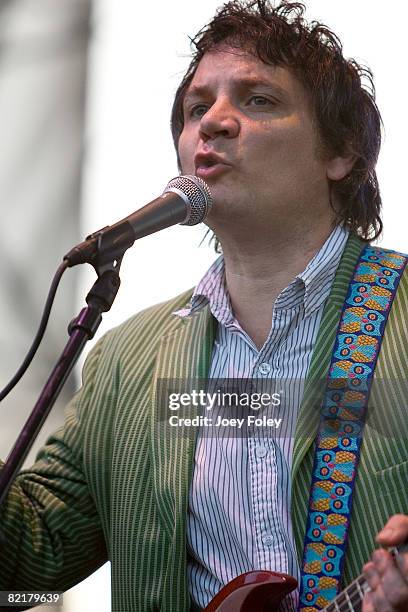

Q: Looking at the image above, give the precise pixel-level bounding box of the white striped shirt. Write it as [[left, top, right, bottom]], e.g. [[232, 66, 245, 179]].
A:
[[174, 225, 349, 611]]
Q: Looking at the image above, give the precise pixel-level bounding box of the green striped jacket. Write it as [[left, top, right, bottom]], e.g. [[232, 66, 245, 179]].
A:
[[1, 233, 408, 611]]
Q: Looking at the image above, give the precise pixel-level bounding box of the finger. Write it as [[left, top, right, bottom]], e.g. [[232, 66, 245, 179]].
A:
[[362, 590, 375, 612], [364, 560, 381, 591], [370, 550, 408, 610], [381, 559, 408, 610], [371, 548, 393, 577], [367, 582, 394, 612], [376, 514, 408, 547], [371, 547, 408, 583], [394, 551, 408, 586]]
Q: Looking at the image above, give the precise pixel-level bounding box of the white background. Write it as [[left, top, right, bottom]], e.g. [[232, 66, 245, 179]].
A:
[[66, 1, 408, 609]]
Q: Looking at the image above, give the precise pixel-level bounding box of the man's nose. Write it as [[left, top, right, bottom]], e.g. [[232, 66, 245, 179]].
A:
[[199, 98, 239, 141]]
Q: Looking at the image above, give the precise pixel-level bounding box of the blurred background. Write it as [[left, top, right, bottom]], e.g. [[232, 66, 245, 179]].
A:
[[0, 0, 406, 609]]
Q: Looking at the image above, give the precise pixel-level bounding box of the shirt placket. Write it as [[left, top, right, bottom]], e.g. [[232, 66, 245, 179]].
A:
[[248, 307, 293, 574]]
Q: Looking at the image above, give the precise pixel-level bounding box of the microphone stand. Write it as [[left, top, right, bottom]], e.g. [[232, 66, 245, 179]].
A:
[[0, 254, 122, 510]]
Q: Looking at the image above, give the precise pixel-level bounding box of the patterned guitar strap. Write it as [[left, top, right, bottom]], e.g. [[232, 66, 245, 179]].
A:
[[298, 244, 408, 611]]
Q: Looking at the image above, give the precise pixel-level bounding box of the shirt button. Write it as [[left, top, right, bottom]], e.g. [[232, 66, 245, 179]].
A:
[[262, 534, 274, 546], [255, 445, 268, 458], [258, 362, 271, 375]]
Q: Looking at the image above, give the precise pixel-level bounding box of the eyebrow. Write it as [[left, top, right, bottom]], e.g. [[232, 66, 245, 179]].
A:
[[183, 77, 290, 105]]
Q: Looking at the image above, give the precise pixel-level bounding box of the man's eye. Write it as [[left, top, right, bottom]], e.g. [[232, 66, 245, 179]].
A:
[[189, 104, 208, 118], [248, 95, 274, 107]]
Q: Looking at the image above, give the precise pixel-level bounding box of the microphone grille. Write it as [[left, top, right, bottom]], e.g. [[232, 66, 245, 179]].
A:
[[164, 175, 212, 226]]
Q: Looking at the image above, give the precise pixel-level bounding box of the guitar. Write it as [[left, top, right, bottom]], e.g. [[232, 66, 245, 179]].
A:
[[204, 545, 407, 612]]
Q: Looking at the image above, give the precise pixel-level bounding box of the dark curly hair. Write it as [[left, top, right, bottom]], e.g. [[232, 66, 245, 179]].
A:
[[171, 0, 383, 242]]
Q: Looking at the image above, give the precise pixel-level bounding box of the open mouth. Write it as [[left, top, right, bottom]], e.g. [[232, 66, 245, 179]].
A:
[[199, 159, 216, 168], [195, 157, 220, 170], [195, 161, 230, 179], [194, 152, 231, 179]]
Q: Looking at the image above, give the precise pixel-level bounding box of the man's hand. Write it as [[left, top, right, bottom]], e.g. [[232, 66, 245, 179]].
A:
[[362, 514, 408, 611]]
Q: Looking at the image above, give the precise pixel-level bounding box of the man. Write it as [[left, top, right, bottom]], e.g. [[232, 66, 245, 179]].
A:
[[0, 1, 407, 611]]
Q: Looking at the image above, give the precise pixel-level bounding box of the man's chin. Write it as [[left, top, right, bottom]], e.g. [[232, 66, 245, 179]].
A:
[[205, 198, 248, 228]]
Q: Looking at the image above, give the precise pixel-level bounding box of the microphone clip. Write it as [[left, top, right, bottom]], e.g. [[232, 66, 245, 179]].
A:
[[63, 221, 135, 274]]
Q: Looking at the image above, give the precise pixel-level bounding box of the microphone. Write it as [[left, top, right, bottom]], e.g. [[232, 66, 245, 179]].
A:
[[64, 175, 212, 267]]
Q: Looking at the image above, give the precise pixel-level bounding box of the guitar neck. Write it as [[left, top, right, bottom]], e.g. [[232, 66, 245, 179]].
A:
[[323, 573, 367, 612]]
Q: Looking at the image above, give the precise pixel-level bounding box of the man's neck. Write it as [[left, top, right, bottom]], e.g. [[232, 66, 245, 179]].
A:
[[220, 219, 336, 350]]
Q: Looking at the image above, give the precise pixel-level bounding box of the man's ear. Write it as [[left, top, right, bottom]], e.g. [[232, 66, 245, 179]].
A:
[[326, 154, 357, 181]]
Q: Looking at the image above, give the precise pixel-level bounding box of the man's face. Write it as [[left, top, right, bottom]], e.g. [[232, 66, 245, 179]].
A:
[[178, 48, 337, 233]]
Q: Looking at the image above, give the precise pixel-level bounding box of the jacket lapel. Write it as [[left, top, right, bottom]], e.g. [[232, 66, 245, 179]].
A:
[[291, 233, 365, 557], [150, 305, 214, 540]]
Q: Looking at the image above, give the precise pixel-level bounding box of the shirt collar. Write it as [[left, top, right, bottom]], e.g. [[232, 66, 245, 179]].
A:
[[291, 223, 349, 317], [173, 255, 233, 324], [174, 224, 349, 322]]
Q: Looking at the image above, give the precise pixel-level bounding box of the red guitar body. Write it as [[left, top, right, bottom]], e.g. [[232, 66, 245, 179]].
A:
[[204, 570, 298, 612]]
